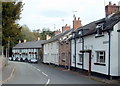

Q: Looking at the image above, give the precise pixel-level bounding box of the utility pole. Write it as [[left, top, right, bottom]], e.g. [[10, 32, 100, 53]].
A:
[[8, 36, 10, 58]]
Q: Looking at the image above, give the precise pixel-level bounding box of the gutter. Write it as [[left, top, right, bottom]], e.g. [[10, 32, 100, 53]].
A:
[[82, 37, 84, 70]]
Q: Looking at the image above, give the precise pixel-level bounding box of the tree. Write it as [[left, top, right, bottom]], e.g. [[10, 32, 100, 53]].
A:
[[39, 28, 54, 40], [2, 1, 24, 55], [20, 25, 36, 41]]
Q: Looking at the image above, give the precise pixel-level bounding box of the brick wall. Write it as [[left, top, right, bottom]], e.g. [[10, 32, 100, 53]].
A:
[[59, 41, 70, 67], [105, 2, 119, 17]]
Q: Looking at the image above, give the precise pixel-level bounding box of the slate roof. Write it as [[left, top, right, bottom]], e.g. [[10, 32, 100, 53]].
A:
[[13, 40, 46, 49], [72, 12, 120, 38], [43, 29, 72, 44]]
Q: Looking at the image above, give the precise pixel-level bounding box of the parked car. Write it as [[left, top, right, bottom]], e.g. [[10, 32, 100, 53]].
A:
[[18, 58, 21, 61], [30, 58, 38, 63], [15, 57, 19, 61], [13, 57, 16, 61], [27, 57, 31, 62], [9, 57, 12, 61]]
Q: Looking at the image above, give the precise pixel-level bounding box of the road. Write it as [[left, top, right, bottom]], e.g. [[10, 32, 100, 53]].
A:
[[3, 61, 102, 85]]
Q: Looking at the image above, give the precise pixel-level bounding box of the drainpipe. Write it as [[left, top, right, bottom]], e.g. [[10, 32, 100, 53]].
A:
[[74, 38, 76, 71], [69, 40, 71, 70], [82, 37, 84, 70], [108, 31, 111, 79]]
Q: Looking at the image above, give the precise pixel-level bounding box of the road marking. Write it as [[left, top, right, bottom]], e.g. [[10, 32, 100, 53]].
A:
[[45, 79, 50, 86], [42, 72, 48, 77]]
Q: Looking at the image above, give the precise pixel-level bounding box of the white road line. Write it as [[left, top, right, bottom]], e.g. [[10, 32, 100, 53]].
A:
[[45, 79, 50, 86], [42, 72, 48, 77], [37, 68, 41, 72]]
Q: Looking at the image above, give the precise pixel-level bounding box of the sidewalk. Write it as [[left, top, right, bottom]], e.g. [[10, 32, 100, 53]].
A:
[[2, 61, 15, 83]]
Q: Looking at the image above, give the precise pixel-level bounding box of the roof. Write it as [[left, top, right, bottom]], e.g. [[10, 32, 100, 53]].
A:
[[13, 40, 46, 49], [43, 29, 72, 44], [72, 12, 120, 38]]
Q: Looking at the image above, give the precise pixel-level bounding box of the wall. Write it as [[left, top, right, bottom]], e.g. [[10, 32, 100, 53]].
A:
[[110, 22, 120, 76], [118, 23, 120, 76], [76, 38, 83, 69], [71, 39, 75, 67], [59, 41, 70, 67], [84, 33, 109, 75], [43, 41, 59, 65]]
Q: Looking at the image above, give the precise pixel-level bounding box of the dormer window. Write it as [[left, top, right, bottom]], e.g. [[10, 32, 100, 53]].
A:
[[95, 24, 104, 37], [78, 31, 81, 35]]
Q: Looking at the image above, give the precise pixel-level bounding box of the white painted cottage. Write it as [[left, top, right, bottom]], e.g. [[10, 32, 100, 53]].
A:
[[12, 40, 45, 61], [70, 13, 120, 78], [43, 29, 72, 65]]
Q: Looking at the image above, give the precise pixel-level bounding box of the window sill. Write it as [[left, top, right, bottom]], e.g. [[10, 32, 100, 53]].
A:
[[77, 63, 83, 65], [95, 34, 104, 38], [94, 63, 106, 66], [62, 60, 65, 62]]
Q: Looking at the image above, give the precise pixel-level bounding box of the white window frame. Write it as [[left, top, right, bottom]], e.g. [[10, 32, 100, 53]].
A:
[[96, 51, 105, 63], [78, 54, 83, 63]]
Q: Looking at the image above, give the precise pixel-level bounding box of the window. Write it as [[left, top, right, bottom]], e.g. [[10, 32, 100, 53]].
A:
[[73, 55, 75, 62], [95, 24, 104, 37], [78, 54, 83, 63], [62, 53, 65, 62], [78, 31, 81, 35], [96, 51, 105, 63]]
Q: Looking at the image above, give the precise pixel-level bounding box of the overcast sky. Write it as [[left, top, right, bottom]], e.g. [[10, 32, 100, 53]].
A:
[[18, 0, 120, 31]]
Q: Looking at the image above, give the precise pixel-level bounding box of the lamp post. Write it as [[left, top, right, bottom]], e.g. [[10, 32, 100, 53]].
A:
[[8, 36, 10, 58]]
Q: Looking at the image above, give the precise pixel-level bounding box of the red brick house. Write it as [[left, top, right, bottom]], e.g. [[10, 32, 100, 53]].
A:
[[59, 17, 82, 69]]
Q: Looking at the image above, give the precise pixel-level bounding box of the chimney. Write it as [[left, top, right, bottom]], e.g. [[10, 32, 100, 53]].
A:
[[37, 37, 40, 40], [46, 35, 51, 40], [105, 2, 119, 17], [24, 39, 26, 43], [62, 24, 70, 32], [54, 29, 61, 35], [109, 1, 112, 5], [19, 40, 21, 44], [73, 17, 82, 30]]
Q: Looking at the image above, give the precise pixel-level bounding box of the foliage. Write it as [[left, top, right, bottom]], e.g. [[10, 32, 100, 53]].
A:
[[2, 1, 24, 49], [20, 25, 36, 41], [39, 28, 54, 40]]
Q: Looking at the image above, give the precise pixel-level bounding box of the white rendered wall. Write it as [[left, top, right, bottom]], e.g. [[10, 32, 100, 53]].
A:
[[71, 39, 75, 67], [76, 38, 83, 69], [110, 22, 120, 76], [84, 33, 109, 75]]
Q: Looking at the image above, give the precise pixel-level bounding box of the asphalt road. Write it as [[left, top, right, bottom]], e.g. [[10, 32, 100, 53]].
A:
[[4, 61, 102, 85]]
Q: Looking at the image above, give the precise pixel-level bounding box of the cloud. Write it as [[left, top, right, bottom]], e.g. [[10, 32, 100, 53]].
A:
[[19, 0, 120, 31]]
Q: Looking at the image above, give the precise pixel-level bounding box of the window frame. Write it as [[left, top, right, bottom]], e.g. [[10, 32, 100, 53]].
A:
[[78, 53, 83, 63], [96, 51, 105, 64]]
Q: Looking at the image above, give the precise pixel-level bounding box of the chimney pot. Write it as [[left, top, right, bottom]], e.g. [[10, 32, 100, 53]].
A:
[[109, 1, 112, 5], [74, 17, 76, 20], [113, 3, 116, 5], [19, 40, 21, 43], [24, 39, 26, 43], [37, 37, 40, 40]]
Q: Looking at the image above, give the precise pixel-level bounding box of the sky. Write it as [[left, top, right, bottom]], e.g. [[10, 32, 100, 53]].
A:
[[18, 0, 120, 31]]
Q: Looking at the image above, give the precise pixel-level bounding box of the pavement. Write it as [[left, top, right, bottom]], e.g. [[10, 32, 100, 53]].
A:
[[1, 61, 15, 83]]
